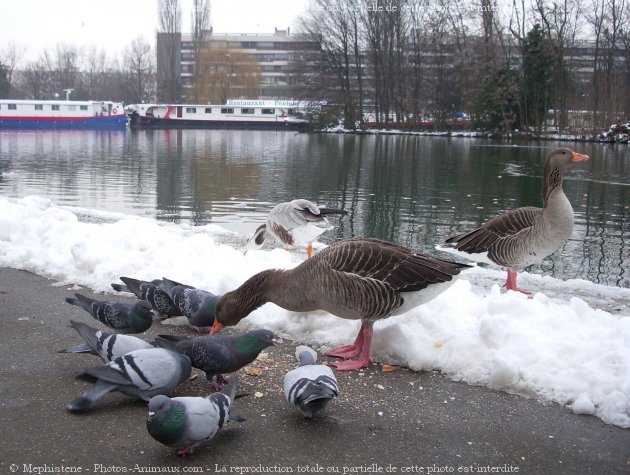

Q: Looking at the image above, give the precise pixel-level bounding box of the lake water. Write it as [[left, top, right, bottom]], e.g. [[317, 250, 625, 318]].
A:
[[0, 129, 628, 288]]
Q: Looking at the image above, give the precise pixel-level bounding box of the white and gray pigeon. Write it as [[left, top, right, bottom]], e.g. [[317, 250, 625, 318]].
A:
[[147, 375, 245, 456], [67, 348, 192, 412], [283, 345, 339, 418], [59, 320, 154, 362], [65, 292, 154, 334]]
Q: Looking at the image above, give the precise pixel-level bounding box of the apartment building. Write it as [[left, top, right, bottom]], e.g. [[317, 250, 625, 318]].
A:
[[157, 28, 318, 101]]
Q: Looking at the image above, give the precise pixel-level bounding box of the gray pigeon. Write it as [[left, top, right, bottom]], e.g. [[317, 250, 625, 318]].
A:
[[67, 348, 192, 412], [58, 320, 154, 362], [152, 329, 277, 389], [147, 375, 245, 456], [112, 277, 181, 319], [65, 293, 154, 333], [159, 278, 221, 332], [284, 346, 339, 418]]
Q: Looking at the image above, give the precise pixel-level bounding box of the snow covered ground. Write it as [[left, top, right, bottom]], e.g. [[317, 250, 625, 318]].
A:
[[1, 195, 629, 428]]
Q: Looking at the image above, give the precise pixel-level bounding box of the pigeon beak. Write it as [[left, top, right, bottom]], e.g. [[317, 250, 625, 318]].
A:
[[210, 321, 224, 335], [148, 411, 155, 419], [272, 339, 279, 347]]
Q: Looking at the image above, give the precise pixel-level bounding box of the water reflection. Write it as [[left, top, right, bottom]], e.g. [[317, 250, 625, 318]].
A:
[[0, 130, 627, 287]]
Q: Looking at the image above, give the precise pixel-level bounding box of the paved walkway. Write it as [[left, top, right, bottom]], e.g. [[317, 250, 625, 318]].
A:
[[1, 267, 628, 474]]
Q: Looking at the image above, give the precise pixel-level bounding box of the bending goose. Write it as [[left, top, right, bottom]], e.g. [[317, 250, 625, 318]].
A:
[[439, 147, 589, 295], [246, 199, 348, 258], [211, 238, 471, 370]]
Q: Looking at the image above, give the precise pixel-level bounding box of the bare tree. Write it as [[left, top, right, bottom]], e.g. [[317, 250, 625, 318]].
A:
[[587, 0, 627, 129], [157, 0, 182, 102], [0, 42, 25, 97], [37, 44, 82, 99], [21, 58, 51, 99], [621, 13, 630, 118], [533, 0, 584, 131], [122, 37, 156, 103], [82, 46, 111, 100], [190, 0, 211, 102], [300, 0, 361, 128]]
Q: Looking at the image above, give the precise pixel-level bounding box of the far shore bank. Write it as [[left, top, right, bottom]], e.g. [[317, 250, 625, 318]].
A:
[[313, 122, 630, 144]]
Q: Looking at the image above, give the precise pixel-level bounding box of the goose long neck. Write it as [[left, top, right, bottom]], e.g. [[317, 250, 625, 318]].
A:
[[233, 269, 284, 314], [542, 161, 566, 206]]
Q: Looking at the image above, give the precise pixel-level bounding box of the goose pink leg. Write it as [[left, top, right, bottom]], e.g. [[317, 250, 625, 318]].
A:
[[327, 323, 373, 371], [325, 326, 365, 359], [504, 269, 532, 297]]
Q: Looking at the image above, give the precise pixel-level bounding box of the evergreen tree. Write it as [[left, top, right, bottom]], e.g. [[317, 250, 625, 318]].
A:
[[0, 62, 10, 98], [472, 67, 522, 132], [521, 24, 556, 132]]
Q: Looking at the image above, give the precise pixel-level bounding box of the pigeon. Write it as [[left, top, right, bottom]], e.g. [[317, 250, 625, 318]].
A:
[[246, 199, 348, 258], [147, 375, 245, 456], [158, 278, 220, 332], [67, 348, 192, 412], [58, 320, 154, 362], [112, 277, 181, 319], [65, 293, 154, 334], [284, 346, 339, 418], [152, 329, 277, 389]]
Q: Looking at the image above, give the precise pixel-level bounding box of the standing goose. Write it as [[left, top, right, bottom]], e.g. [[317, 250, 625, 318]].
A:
[[212, 238, 471, 370], [246, 199, 348, 258], [439, 147, 589, 295]]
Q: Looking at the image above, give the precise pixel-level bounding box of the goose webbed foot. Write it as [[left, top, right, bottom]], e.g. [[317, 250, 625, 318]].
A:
[[504, 269, 532, 298], [327, 324, 373, 371], [325, 326, 365, 359]]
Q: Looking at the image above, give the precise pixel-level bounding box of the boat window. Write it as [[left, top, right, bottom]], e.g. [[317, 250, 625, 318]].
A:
[[34, 104, 43, 111], [80, 105, 88, 111], [51, 105, 60, 111], [261, 108, 275, 115], [68, 105, 76, 111], [205, 108, 212, 114], [8, 103, 17, 110], [241, 108, 255, 114], [221, 108, 234, 114], [186, 107, 196, 114]]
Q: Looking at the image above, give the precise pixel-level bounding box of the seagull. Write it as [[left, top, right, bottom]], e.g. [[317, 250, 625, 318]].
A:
[[246, 199, 348, 258]]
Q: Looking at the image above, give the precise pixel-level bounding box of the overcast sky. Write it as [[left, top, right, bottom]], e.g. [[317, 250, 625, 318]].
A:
[[1, 0, 309, 63]]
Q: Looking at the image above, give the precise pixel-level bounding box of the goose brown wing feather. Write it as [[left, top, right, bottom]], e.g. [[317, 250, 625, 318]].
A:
[[315, 238, 470, 293], [445, 207, 541, 254]]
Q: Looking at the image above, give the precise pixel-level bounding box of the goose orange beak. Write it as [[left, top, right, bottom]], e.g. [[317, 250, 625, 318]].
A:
[[571, 151, 589, 162], [210, 321, 223, 335]]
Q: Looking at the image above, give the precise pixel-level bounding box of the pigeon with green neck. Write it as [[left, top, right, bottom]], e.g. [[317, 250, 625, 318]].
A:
[[152, 329, 277, 390], [147, 375, 245, 456]]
